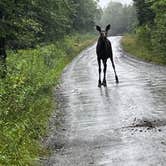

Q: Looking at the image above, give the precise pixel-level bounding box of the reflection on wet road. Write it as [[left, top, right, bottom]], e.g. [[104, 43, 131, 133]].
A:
[[44, 37, 166, 166]]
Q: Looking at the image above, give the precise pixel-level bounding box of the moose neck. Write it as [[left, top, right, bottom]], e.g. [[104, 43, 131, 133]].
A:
[[98, 36, 107, 47]]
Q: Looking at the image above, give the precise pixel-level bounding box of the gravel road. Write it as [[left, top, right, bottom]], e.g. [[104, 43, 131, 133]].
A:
[[43, 36, 166, 166]]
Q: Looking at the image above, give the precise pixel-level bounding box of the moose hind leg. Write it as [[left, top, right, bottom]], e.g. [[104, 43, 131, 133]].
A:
[[110, 58, 119, 84], [98, 58, 102, 87]]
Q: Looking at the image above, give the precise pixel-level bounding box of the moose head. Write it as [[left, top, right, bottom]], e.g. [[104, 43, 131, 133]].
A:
[[96, 24, 111, 38]]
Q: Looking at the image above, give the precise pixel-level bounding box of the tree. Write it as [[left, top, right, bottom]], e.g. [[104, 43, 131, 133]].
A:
[[100, 2, 137, 35], [0, 0, 101, 74], [151, 0, 166, 54], [0, 0, 41, 77], [133, 0, 155, 25], [72, 0, 101, 32], [133, 0, 166, 56], [34, 0, 76, 42]]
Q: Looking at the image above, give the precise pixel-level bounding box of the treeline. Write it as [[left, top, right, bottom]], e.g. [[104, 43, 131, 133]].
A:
[[133, 0, 166, 56], [100, 2, 137, 35], [0, 0, 101, 60]]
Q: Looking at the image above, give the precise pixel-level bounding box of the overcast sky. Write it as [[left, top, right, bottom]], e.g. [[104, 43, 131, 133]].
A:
[[98, 0, 133, 8]]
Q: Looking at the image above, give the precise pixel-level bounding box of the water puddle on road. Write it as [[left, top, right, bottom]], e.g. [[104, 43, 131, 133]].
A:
[[120, 118, 166, 135]]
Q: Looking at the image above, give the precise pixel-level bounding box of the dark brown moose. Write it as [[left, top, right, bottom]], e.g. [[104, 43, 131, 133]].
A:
[[96, 24, 119, 87]]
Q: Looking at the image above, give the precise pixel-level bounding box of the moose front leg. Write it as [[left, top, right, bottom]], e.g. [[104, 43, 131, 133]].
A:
[[102, 60, 107, 87], [97, 58, 102, 87]]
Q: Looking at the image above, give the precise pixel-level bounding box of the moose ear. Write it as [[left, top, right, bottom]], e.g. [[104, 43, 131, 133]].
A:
[[105, 24, 111, 32], [96, 25, 101, 32]]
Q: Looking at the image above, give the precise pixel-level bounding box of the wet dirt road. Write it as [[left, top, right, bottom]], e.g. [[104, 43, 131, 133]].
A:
[[43, 36, 166, 166]]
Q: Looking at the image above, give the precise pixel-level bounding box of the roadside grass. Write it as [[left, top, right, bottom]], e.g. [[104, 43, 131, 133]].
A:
[[121, 34, 166, 65], [0, 33, 96, 166]]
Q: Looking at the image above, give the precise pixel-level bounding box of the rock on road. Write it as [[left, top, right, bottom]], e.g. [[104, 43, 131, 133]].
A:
[[43, 36, 166, 166]]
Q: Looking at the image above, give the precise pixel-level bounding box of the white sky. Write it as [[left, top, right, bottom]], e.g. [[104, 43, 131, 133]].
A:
[[98, 0, 133, 8]]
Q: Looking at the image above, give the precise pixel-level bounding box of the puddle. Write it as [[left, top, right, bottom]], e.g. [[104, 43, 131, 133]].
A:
[[120, 118, 166, 134]]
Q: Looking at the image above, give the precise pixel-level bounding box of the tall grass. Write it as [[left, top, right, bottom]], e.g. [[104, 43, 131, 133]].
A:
[[0, 33, 96, 165], [121, 34, 166, 65]]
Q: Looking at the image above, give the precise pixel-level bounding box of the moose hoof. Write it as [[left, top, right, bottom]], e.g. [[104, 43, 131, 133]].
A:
[[98, 81, 102, 88], [115, 76, 119, 84], [98, 83, 102, 88], [102, 81, 107, 87]]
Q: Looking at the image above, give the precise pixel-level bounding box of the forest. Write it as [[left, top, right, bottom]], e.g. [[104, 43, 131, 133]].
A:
[[122, 0, 166, 64], [100, 0, 166, 64], [100, 1, 137, 35], [134, 0, 166, 57], [0, 0, 101, 53]]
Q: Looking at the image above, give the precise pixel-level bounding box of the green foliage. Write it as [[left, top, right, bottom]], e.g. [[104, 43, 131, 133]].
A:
[[151, 0, 166, 55], [124, 0, 166, 61], [133, 0, 155, 25], [0, 0, 100, 49], [0, 34, 96, 165], [0, 0, 41, 48], [100, 2, 137, 35], [72, 0, 101, 32], [0, 0, 99, 165], [122, 34, 166, 65], [0, 0, 99, 164], [135, 25, 152, 48], [34, 0, 75, 41]]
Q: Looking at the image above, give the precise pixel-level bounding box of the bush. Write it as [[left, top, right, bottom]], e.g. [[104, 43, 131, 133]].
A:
[[151, 3, 166, 55], [135, 25, 152, 49], [122, 34, 166, 65]]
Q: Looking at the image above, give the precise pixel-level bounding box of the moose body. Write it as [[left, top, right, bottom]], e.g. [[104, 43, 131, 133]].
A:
[[96, 24, 119, 87]]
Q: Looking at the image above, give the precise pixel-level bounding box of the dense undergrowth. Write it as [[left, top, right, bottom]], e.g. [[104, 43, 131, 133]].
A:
[[0, 33, 96, 166], [121, 34, 166, 65]]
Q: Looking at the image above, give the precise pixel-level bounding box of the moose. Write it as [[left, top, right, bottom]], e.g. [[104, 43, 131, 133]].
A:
[[96, 24, 119, 87]]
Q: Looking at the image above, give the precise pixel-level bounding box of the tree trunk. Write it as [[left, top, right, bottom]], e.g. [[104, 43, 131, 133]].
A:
[[0, 37, 7, 78], [0, 8, 7, 78]]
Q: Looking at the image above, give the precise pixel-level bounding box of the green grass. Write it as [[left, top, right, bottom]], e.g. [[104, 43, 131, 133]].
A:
[[0, 33, 96, 166], [121, 34, 166, 65]]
